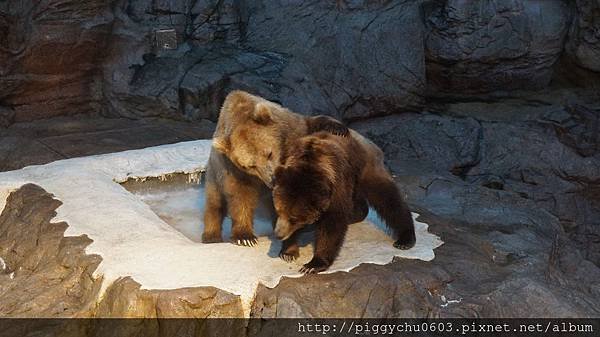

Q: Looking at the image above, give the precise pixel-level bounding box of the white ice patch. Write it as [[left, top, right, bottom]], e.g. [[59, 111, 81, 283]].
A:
[[0, 140, 444, 316]]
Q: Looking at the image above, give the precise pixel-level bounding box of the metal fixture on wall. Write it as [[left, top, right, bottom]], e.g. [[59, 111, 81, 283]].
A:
[[155, 29, 177, 50]]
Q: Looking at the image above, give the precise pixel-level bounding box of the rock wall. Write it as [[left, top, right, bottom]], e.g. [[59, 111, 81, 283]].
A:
[[1, 0, 599, 125], [567, 0, 600, 73], [423, 0, 571, 94], [0, 0, 113, 123]]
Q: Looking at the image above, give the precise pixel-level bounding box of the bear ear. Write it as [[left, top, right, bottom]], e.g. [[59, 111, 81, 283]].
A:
[[212, 137, 230, 154], [251, 103, 273, 125]]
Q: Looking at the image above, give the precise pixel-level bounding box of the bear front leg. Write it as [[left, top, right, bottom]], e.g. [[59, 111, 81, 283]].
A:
[[300, 220, 348, 274], [225, 175, 260, 247], [279, 231, 300, 262], [202, 181, 225, 243]]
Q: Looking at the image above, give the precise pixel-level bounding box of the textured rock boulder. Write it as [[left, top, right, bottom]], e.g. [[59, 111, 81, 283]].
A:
[[3, 0, 600, 124], [241, 0, 426, 119], [0, 184, 102, 317], [566, 0, 600, 73], [100, 0, 314, 121], [103, 0, 426, 121], [0, 184, 244, 320], [423, 0, 571, 93]]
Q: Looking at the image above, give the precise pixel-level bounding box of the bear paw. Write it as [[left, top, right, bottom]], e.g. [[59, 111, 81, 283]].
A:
[[393, 236, 416, 250], [279, 249, 299, 263], [299, 257, 330, 274], [201, 233, 223, 244], [231, 233, 258, 247]]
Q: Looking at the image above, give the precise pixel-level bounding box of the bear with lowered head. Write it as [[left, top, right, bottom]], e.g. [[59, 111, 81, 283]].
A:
[[272, 130, 416, 273], [202, 90, 349, 246]]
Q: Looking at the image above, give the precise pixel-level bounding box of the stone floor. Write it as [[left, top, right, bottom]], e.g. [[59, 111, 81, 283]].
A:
[[0, 115, 215, 172]]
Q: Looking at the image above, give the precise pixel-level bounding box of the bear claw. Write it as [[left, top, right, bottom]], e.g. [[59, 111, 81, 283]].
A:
[[279, 252, 298, 262], [393, 238, 416, 250], [300, 258, 329, 274], [232, 235, 258, 247]]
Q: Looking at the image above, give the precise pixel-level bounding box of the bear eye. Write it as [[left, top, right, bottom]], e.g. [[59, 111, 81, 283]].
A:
[[267, 151, 273, 160]]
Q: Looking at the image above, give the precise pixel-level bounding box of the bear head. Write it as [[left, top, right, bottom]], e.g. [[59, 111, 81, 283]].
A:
[[211, 91, 286, 187], [272, 138, 335, 240]]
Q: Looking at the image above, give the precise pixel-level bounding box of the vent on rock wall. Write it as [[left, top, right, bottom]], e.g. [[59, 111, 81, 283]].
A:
[[155, 29, 177, 50]]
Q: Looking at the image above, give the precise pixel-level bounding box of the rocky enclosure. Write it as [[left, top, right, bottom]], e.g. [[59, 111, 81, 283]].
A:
[[0, 0, 599, 320]]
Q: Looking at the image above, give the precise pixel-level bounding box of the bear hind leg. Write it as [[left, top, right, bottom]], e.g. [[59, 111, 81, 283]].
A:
[[363, 168, 416, 250], [349, 193, 369, 224]]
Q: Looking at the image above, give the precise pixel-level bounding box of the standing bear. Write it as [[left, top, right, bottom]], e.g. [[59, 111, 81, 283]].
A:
[[272, 131, 416, 273], [202, 91, 349, 245]]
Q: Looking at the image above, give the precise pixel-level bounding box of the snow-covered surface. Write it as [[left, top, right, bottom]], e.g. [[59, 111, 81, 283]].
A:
[[0, 140, 444, 316]]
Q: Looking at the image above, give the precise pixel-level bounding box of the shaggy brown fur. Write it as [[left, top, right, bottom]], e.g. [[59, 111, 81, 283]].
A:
[[273, 131, 416, 273], [202, 91, 348, 246]]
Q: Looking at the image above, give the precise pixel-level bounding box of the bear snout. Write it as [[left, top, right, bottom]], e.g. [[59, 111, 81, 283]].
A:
[[261, 170, 274, 188], [274, 218, 292, 240]]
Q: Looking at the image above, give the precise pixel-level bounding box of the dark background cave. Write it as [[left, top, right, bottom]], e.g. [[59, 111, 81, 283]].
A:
[[1, 0, 599, 317]]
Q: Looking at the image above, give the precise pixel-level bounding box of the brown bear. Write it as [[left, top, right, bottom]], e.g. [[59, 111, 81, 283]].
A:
[[202, 90, 349, 246], [272, 131, 416, 273]]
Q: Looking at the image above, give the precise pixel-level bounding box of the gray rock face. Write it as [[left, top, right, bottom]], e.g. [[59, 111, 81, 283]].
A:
[[241, 0, 426, 119], [567, 0, 600, 73], [2, 0, 600, 125], [423, 0, 571, 93], [103, 0, 426, 121]]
